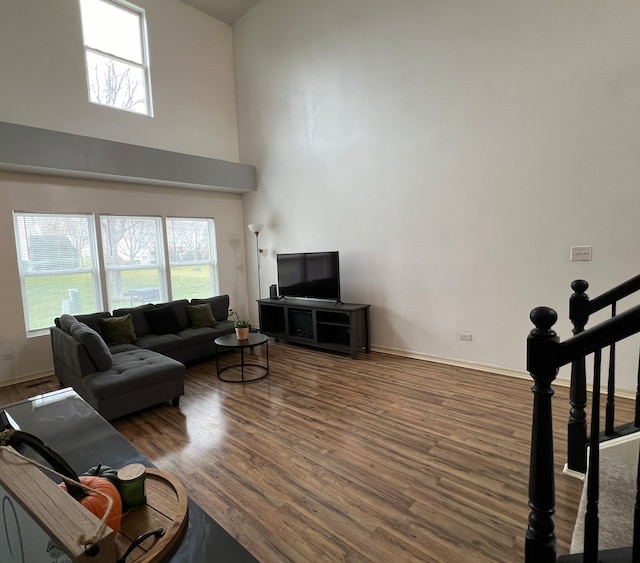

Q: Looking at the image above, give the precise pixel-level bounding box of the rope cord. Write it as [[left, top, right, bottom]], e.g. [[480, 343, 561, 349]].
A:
[[0, 440, 114, 551]]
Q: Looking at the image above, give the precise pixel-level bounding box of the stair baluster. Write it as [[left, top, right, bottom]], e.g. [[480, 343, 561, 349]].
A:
[[605, 303, 617, 437], [583, 348, 602, 562], [568, 280, 589, 473], [635, 347, 640, 428]]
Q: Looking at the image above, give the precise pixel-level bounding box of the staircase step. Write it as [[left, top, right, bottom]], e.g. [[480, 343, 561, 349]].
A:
[[560, 546, 632, 562]]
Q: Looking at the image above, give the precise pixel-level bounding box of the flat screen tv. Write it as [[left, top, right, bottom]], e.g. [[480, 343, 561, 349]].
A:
[[277, 251, 340, 301]]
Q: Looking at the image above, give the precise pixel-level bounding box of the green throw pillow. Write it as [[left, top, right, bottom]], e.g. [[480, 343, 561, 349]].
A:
[[187, 304, 217, 328], [99, 314, 137, 345]]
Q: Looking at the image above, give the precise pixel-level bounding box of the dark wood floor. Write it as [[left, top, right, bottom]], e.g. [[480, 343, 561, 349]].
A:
[[2, 343, 635, 562]]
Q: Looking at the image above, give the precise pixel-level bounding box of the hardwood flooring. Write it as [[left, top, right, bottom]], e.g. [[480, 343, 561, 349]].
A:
[[2, 343, 635, 562]]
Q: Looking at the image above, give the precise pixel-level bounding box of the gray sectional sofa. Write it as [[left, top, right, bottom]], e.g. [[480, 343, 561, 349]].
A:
[[50, 294, 235, 420]]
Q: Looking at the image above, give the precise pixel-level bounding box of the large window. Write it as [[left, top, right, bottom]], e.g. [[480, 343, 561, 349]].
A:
[[13, 213, 102, 333], [14, 213, 220, 335], [79, 0, 152, 115], [166, 217, 219, 301], [101, 215, 165, 310]]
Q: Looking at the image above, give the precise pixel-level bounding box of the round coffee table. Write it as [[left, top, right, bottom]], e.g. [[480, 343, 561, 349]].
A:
[[214, 332, 269, 383]]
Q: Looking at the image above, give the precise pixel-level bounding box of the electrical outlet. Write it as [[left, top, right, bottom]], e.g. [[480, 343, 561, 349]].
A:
[[570, 246, 592, 261], [458, 332, 472, 341]]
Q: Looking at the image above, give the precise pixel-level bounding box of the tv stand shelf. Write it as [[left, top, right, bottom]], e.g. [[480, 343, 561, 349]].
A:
[[258, 298, 370, 359]]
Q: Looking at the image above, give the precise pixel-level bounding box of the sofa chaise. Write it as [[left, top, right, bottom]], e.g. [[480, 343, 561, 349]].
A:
[[50, 294, 235, 420]]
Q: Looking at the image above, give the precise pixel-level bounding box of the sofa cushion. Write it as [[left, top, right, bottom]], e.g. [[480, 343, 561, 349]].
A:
[[82, 349, 184, 401], [59, 313, 77, 333], [100, 314, 137, 345], [190, 295, 229, 322], [144, 305, 182, 335], [108, 342, 140, 354], [167, 299, 190, 330], [187, 304, 217, 328], [68, 321, 113, 371], [134, 333, 186, 355], [73, 312, 112, 336]]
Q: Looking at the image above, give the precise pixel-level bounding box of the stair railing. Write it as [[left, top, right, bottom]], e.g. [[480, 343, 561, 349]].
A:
[[567, 274, 640, 473], [526, 303, 640, 562]]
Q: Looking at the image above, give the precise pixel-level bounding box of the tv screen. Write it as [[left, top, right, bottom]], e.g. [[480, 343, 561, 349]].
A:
[[277, 252, 340, 300]]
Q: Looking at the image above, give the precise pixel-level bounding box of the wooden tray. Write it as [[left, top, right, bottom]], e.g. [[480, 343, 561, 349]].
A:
[[114, 468, 189, 563]]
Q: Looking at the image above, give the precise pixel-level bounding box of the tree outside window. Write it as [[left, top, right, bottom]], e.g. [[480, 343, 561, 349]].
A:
[[13, 213, 219, 334], [166, 218, 219, 301], [101, 215, 165, 310], [79, 0, 152, 115]]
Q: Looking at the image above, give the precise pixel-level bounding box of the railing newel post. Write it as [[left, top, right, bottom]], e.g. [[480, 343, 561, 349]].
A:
[[525, 306, 560, 563]]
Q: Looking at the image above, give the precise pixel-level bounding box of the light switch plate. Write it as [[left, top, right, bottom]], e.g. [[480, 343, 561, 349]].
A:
[[570, 246, 592, 261]]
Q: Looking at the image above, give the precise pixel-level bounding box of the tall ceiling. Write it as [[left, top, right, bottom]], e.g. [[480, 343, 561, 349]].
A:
[[180, 0, 261, 25]]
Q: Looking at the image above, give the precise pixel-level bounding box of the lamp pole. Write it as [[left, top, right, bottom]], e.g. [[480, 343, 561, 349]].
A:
[[248, 223, 265, 300], [254, 230, 262, 299]]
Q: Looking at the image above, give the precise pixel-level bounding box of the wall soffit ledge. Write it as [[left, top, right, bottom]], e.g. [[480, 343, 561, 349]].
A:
[[0, 121, 257, 193]]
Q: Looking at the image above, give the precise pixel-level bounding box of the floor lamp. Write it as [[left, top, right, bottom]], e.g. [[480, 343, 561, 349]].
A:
[[248, 223, 268, 299]]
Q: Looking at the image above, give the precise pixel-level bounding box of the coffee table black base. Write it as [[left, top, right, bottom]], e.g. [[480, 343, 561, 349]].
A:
[[215, 333, 270, 383], [217, 362, 269, 383]]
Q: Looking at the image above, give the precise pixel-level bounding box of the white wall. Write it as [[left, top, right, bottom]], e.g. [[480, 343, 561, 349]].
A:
[[234, 0, 640, 389], [0, 0, 250, 386], [0, 0, 238, 160]]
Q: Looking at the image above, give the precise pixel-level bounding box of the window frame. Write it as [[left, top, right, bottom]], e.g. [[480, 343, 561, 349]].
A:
[[166, 217, 220, 301], [100, 214, 167, 310], [80, 0, 154, 116], [14, 213, 220, 335], [13, 212, 103, 336]]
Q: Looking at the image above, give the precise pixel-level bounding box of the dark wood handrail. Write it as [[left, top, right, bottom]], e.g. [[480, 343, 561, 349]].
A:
[[526, 301, 640, 561], [587, 273, 640, 314], [560, 303, 640, 367], [528, 302, 640, 372]]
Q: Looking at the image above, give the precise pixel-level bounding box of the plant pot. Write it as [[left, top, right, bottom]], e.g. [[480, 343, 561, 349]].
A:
[[235, 327, 249, 339]]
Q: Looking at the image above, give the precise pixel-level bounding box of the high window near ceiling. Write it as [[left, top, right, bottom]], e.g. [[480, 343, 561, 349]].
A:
[[14, 213, 219, 335], [79, 0, 153, 115]]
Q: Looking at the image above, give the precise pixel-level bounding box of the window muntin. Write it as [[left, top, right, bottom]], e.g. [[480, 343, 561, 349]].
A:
[[80, 0, 152, 115], [13, 213, 102, 334], [14, 214, 220, 334], [101, 215, 166, 310], [166, 218, 219, 301]]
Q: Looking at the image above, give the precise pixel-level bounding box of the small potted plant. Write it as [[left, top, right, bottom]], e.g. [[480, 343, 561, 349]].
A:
[[231, 311, 250, 339]]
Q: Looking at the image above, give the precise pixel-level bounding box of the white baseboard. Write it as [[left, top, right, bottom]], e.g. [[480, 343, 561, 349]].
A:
[[562, 464, 586, 480], [372, 345, 532, 380], [371, 345, 637, 399], [0, 370, 55, 389]]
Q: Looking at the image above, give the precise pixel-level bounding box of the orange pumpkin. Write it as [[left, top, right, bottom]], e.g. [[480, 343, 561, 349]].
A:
[[60, 475, 122, 532]]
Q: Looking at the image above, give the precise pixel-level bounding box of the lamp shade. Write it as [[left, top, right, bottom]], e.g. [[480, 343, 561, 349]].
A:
[[248, 223, 264, 234]]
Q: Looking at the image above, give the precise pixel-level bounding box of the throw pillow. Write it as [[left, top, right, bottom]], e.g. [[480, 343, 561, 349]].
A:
[[69, 321, 113, 371], [187, 304, 217, 329], [99, 314, 137, 345], [144, 305, 182, 335], [59, 313, 77, 333]]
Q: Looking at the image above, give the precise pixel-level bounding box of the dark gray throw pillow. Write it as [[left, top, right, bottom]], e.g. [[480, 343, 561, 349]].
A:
[[69, 321, 112, 371], [144, 305, 182, 335]]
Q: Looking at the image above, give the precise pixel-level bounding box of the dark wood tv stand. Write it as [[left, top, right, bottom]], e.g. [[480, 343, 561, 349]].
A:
[[257, 298, 370, 359]]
